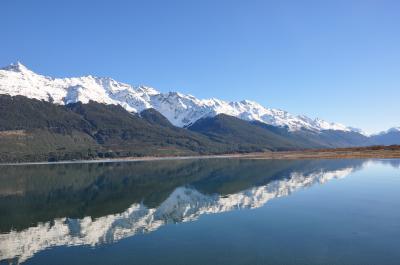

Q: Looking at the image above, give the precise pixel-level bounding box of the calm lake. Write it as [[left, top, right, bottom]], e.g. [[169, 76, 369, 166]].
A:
[[0, 158, 399, 265]]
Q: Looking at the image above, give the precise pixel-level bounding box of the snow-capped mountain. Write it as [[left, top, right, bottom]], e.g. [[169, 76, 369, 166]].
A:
[[0, 165, 356, 263], [0, 62, 356, 132]]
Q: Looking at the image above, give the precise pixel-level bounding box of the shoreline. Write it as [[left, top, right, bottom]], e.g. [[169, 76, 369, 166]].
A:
[[0, 153, 259, 166], [1, 146, 400, 166]]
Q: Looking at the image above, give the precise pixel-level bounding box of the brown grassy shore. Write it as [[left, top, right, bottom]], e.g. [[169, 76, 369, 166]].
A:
[[248, 145, 400, 160]]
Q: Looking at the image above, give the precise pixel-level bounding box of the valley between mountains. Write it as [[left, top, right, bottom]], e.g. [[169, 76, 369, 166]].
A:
[[0, 63, 399, 163]]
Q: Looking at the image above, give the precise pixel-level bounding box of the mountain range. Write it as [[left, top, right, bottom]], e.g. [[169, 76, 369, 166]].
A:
[[0, 62, 363, 131], [0, 62, 399, 162]]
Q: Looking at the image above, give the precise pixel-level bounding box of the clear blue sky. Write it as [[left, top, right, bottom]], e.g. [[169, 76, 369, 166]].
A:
[[1, 0, 399, 133]]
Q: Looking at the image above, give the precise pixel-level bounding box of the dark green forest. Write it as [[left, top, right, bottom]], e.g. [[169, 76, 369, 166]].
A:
[[0, 95, 380, 163]]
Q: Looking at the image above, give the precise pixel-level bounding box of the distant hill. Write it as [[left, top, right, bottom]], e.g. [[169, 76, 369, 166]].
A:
[[252, 121, 373, 148], [188, 114, 313, 151], [371, 128, 400, 145]]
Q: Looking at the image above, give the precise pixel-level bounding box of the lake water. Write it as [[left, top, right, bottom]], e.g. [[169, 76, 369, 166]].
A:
[[0, 158, 399, 265]]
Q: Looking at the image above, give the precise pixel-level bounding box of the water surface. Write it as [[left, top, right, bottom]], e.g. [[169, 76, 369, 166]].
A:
[[0, 158, 399, 265]]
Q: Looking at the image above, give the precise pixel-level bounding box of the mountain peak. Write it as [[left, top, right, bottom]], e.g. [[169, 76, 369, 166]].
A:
[[137, 85, 160, 95], [385, 127, 400, 134], [373, 127, 400, 136], [1, 61, 30, 72]]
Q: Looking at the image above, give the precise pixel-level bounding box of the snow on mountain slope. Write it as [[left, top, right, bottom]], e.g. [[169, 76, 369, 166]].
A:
[[0, 62, 355, 132], [0, 165, 356, 263]]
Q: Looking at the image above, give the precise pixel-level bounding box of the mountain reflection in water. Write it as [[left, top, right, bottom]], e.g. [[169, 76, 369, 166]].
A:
[[0, 159, 369, 263]]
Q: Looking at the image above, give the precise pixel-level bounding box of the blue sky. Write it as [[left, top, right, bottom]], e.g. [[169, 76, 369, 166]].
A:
[[1, 0, 399, 133]]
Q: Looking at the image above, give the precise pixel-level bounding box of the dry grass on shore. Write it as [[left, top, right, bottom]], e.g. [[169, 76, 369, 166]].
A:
[[250, 145, 400, 160]]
